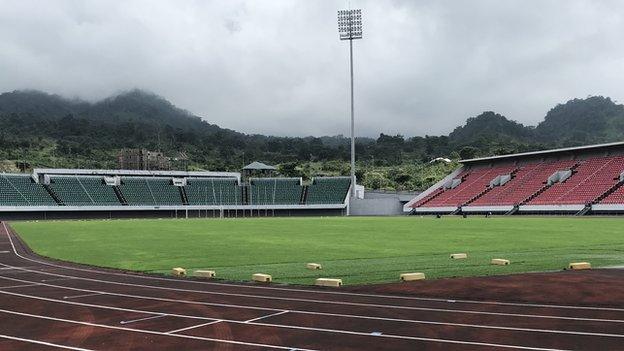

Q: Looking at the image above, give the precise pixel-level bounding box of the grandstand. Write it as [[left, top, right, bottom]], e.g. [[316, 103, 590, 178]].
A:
[[306, 177, 352, 204], [0, 174, 56, 206], [406, 141, 624, 215], [186, 178, 242, 206], [0, 168, 351, 219], [48, 175, 120, 206], [248, 178, 303, 205]]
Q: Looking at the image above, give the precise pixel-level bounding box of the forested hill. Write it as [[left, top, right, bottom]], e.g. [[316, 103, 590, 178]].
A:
[[1, 89, 624, 178]]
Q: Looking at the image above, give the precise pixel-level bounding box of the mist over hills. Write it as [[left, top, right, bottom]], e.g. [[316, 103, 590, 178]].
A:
[[1, 89, 623, 179]]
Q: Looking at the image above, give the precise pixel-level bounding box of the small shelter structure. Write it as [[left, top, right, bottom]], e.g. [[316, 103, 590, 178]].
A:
[[242, 161, 277, 180]]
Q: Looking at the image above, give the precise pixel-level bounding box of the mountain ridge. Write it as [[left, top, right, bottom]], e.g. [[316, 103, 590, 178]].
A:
[[1, 89, 623, 173]]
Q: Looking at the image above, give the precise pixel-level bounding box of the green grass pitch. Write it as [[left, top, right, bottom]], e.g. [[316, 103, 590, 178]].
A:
[[11, 216, 624, 285]]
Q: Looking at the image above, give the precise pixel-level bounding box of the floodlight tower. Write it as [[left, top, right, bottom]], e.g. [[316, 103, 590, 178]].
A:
[[337, 8, 362, 213]]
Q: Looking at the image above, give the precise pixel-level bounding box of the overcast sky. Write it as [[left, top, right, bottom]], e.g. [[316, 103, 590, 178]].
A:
[[1, 1, 623, 137]]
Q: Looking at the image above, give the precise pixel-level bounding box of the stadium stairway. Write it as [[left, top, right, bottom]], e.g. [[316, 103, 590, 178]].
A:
[[505, 205, 519, 216], [179, 186, 189, 205], [519, 162, 581, 206], [463, 167, 521, 207], [42, 184, 63, 205], [242, 185, 248, 205], [113, 186, 128, 205], [519, 184, 550, 206], [300, 185, 308, 204], [593, 179, 624, 204], [575, 204, 592, 216]]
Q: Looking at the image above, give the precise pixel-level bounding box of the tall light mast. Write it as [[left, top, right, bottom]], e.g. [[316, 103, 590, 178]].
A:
[[337, 9, 362, 213]]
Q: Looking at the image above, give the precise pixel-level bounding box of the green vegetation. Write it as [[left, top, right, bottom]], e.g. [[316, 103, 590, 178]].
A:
[[2, 90, 624, 190], [12, 216, 624, 285]]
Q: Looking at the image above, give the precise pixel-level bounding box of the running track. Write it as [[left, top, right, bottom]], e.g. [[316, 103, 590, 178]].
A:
[[0, 221, 623, 350]]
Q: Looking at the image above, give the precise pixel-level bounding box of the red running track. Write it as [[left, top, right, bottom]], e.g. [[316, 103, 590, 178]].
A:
[[0, 221, 623, 350]]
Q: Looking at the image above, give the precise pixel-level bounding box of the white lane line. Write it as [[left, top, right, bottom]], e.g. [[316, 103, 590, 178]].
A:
[[0, 251, 10, 254], [2, 222, 620, 314], [245, 310, 289, 323], [120, 314, 166, 325], [0, 227, 622, 347], [2, 279, 624, 342], [0, 307, 574, 351], [0, 266, 39, 270], [0, 334, 93, 350], [0, 308, 317, 351], [63, 293, 104, 300], [0, 283, 40, 290], [166, 320, 223, 334], [0, 273, 278, 312], [41, 278, 75, 283], [0, 262, 621, 325]]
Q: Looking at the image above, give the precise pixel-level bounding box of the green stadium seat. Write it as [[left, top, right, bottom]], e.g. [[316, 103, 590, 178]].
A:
[[249, 178, 303, 205], [0, 174, 57, 206], [185, 178, 241, 205], [118, 177, 183, 206], [306, 177, 351, 204], [49, 175, 121, 206]]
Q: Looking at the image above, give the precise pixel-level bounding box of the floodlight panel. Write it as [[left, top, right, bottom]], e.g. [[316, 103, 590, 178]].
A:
[[337, 9, 362, 40]]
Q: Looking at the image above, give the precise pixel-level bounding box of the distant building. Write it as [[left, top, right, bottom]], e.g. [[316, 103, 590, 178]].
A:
[[118, 149, 171, 170]]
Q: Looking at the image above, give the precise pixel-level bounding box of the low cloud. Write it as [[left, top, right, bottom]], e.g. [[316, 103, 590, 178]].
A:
[[1, 0, 623, 137]]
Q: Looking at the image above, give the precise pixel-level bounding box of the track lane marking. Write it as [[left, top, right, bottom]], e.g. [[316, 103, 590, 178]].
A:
[[1, 262, 622, 325], [0, 334, 93, 350], [1, 278, 624, 342], [245, 310, 290, 323], [0, 225, 619, 349], [120, 314, 166, 325], [0, 283, 40, 290], [63, 292, 104, 300], [0, 306, 570, 351], [0, 308, 317, 351], [41, 278, 75, 283], [0, 273, 279, 312], [166, 320, 223, 334], [2, 222, 622, 314]]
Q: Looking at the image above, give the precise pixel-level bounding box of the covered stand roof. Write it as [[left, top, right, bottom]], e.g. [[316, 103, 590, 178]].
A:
[[460, 140, 624, 165], [242, 161, 276, 171]]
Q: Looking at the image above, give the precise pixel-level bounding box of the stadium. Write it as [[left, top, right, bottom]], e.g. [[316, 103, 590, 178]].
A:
[[1, 141, 624, 350], [2, 1, 624, 350]]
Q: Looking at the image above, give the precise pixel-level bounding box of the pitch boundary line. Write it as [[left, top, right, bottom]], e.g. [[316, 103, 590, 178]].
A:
[[1, 278, 624, 341], [2, 222, 621, 313]]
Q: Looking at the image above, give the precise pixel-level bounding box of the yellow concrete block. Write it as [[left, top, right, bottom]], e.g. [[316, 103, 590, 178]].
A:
[[491, 259, 510, 266], [569, 262, 591, 270], [306, 263, 322, 270], [315, 278, 342, 287], [450, 253, 468, 259], [252, 273, 272, 283], [195, 270, 216, 278], [171, 267, 186, 276], [400, 272, 426, 281]]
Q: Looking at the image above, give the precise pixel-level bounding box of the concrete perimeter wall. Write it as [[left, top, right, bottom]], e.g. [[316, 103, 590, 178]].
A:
[[350, 198, 404, 216]]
